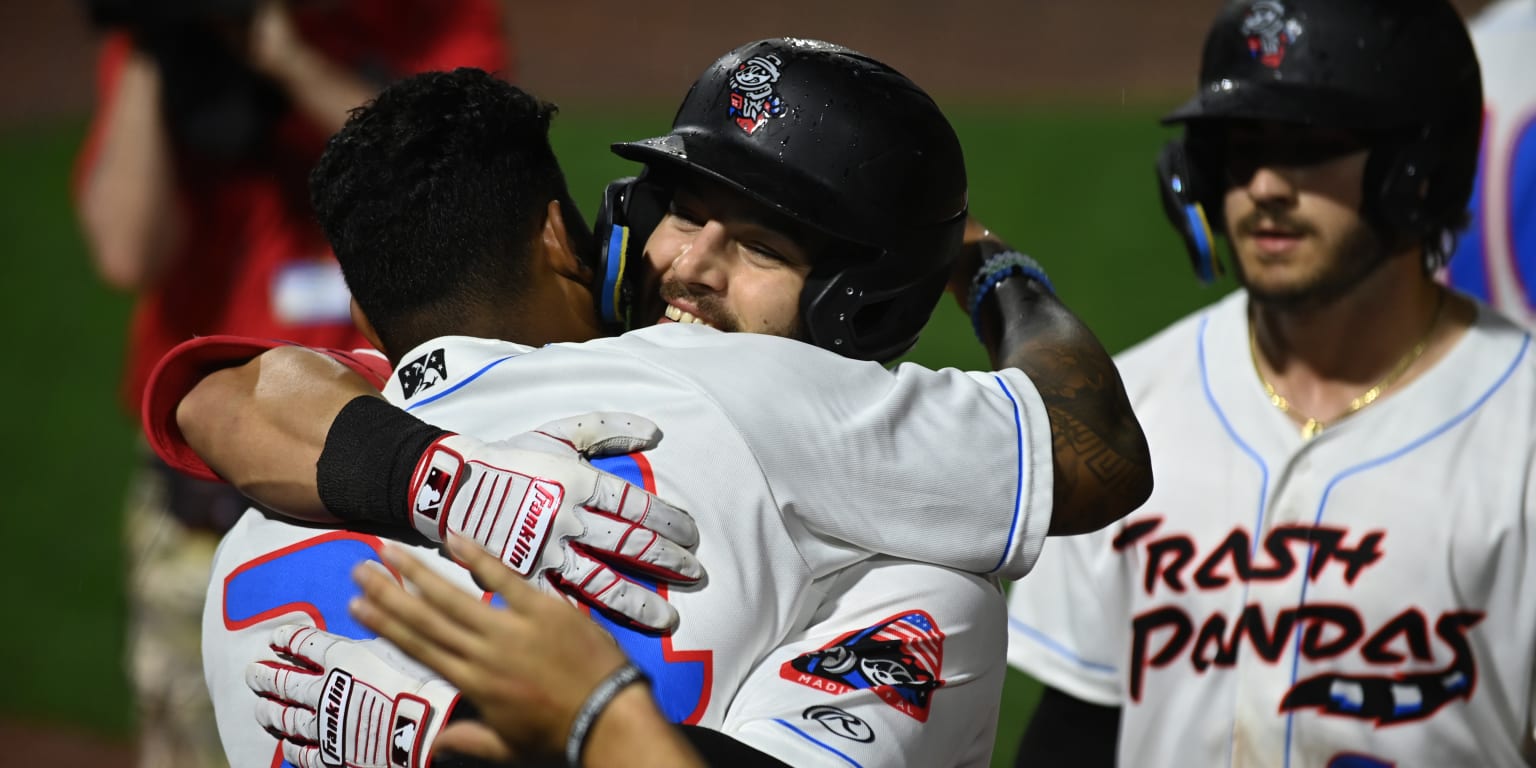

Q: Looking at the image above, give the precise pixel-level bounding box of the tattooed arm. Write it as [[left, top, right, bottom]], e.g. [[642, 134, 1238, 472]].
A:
[[956, 220, 1153, 535]]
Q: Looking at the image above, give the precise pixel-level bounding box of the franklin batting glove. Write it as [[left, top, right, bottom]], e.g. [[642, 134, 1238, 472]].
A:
[[248, 625, 458, 768], [407, 412, 702, 634]]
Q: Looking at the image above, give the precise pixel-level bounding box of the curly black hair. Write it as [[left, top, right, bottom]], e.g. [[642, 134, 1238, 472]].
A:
[[311, 68, 587, 354]]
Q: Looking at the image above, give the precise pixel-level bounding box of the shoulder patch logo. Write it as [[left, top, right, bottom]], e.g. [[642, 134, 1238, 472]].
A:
[[398, 349, 447, 399], [728, 53, 785, 135], [780, 610, 945, 722]]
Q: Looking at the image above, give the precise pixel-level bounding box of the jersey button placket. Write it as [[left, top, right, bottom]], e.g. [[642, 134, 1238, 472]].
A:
[[1240, 454, 1311, 768]]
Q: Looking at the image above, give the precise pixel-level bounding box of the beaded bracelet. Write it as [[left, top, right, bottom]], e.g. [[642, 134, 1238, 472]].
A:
[[967, 249, 1054, 341], [565, 662, 651, 768]]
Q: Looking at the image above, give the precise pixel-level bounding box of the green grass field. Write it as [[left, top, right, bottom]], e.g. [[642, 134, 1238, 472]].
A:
[[0, 104, 1233, 764]]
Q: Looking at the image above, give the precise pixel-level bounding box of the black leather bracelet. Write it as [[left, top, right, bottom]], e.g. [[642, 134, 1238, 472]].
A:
[[565, 663, 650, 768]]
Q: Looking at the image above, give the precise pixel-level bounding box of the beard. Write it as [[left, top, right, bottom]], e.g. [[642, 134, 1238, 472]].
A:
[[1229, 214, 1394, 312], [657, 280, 742, 333], [652, 278, 812, 341]]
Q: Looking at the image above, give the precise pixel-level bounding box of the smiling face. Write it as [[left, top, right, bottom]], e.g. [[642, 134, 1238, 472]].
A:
[[634, 174, 832, 338], [1220, 120, 1389, 309]]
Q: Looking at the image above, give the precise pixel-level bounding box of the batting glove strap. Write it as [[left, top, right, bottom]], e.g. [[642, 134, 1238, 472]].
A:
[[409, 434, 570, 574], [314, 669, 452, 768], [404, 414, 703, 634]]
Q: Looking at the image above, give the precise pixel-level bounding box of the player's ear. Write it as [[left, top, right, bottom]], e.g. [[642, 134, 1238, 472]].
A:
[[543, 199, 593, 285], [350, 298, 385, 356]]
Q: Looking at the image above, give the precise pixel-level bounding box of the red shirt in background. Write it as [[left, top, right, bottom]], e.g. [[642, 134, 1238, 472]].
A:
[[76, 0, 511, 414]]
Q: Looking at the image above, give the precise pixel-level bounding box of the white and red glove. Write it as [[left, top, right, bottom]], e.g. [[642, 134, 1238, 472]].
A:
[[249, 624, 458, 768], [407, 412, 701, 633]]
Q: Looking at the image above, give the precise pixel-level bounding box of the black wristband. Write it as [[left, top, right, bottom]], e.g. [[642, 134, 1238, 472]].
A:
[[316, 396, 449, 527]]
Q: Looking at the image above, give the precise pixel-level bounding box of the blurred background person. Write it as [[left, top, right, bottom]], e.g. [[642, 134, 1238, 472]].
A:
[[1445, 0, 1536, 326], [1005, 0, 1536, 766], [70, 1, 508, 765]]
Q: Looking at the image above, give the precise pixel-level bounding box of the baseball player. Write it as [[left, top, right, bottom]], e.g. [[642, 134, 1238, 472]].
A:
[[1005, 1, 1536, 767], [1445, 0, 1536, 325], [148, 46, 1150, 767]]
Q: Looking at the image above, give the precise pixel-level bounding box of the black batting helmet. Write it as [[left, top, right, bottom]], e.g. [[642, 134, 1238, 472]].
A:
[[1155, 0, 1482, 282], [604, 37, 968, 363]]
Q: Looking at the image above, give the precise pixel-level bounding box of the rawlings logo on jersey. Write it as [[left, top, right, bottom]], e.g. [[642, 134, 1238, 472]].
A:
[[779, 610, 945, 722], [1118, 516, 1484, 725], [728, 53, 785, 134], [1241, 0, 1303, 68], [398, 348, 448, 400], [803, 705, 875, 743]]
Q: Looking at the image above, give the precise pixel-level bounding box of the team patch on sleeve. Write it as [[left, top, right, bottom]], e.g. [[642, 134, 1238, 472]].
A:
[[779, 610, 945, 722]]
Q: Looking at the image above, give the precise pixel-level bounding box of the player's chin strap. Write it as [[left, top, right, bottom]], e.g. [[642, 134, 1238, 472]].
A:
[[1156, 139, 1221, 285]]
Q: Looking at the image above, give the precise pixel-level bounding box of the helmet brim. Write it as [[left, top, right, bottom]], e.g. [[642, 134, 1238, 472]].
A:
[[612, 132, 878, 251], [611, 133, 758, 204], [1162, 81, 1402, 134]]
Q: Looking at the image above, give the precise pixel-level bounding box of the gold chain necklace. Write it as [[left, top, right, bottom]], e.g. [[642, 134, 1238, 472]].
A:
[[1249, 292, 1444, 440]]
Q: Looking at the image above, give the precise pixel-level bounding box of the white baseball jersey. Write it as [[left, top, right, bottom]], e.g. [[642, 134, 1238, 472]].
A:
[[1446, 0, 1536, 324], [1006, 290, 1536, 768], [205, 324, 1050, 767]]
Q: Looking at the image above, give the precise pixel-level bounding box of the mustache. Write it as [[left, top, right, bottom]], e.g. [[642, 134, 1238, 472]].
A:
[[1234, 209, 1314, 238], [659, 280, 739, 332]]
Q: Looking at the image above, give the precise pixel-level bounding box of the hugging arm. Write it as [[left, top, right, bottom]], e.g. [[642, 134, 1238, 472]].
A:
[[174, 345, 383, 521], [162, 341, 701, 633], [959, 222, 1153, 534]]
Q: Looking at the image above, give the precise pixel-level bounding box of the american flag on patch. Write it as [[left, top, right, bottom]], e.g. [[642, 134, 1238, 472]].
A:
[[865, 610, 945, 678], [779, 608, 948, 721]]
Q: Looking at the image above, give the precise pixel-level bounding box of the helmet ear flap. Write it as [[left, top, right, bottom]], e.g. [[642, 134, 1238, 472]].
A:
[[799, 207, 964, 364], [1156, 138, 1223, 284], [591, 175, 667, 331], [801, 256, 950, 364], [1369, 135, 1447, 237]]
